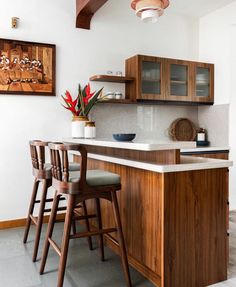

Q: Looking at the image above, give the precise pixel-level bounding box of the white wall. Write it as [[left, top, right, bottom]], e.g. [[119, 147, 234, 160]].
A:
[[0, 0, 199, 220], [229, 27, 236, 211], [199, 1, 236, 210]]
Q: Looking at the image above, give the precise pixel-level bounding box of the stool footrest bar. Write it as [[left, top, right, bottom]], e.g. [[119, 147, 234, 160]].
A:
[[35, 197, 66, 204], [44, 206, 67, 213], [29, 215, 37, 225], [70, 228, 117, 239], [48, 238, 61, 257]]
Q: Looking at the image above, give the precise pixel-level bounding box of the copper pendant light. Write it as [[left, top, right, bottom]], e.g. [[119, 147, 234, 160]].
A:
[[131, 0, 170, 23]]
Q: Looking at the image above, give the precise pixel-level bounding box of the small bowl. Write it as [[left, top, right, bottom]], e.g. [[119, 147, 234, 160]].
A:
[[113, 133, 136, 142]]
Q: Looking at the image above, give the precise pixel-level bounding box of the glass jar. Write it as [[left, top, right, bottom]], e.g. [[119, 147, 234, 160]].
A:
[[197, 128, 206, 141], [84, 122, 96, 139]]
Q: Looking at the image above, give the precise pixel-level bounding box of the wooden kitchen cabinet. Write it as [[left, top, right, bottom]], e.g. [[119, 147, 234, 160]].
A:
[[74, 151, 229, 287], [125, 55, 214, 104], [181, 148, 229, 261], [125, 55, 165, 101]]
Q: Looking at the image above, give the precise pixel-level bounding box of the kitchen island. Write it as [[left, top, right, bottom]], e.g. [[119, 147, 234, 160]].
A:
[[65, 138, 233, 287]]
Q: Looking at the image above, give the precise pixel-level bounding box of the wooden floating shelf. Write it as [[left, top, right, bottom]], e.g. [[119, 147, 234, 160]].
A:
[[90, 75, 134, 83], [76, 0, 108, 30], [98, 99, 135, 104]]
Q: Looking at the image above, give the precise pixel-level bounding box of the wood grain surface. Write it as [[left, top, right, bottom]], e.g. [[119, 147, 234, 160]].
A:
[[77, 144, 181, 164], [74, 155, 229, 287]]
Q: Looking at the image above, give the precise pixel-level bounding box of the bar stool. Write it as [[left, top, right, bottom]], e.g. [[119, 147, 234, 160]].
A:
[[39, 142, 132, 287], [23, 140, 93, 262]]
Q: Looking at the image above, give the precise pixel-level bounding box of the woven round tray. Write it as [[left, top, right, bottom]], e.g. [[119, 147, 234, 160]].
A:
[[169, 118, 196, 141]]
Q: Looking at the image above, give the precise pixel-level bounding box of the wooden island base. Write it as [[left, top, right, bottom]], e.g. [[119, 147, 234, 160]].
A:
[[74, 155, 228, 287]]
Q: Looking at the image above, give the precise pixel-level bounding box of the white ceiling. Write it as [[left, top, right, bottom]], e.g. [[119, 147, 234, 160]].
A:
[[169, 0, 236, 17]]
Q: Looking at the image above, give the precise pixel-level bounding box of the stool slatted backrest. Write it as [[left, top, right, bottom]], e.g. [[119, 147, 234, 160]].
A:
[[49, 142, 88, 193], [29, 140, 50, 179]]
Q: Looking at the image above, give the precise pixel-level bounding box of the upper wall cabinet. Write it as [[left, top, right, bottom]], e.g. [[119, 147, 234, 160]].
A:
[[125, 55, 165, 101], [125, 55, 214, 105]]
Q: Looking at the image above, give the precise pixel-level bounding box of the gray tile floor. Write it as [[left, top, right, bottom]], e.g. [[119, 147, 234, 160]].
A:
[[0, 211, 236, 287], [0, 222, 154, 287]]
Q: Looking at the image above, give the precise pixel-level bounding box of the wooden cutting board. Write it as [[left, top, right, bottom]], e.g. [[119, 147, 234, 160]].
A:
[[169, 118, 196, 141]]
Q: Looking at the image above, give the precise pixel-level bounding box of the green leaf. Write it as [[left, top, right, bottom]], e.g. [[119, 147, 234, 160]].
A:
[[84, 87, 103, 116], [77, 84, 85, 116]]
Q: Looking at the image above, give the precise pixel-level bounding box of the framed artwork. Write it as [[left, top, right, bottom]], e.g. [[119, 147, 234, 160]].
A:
[[0, 38, 56, 96]]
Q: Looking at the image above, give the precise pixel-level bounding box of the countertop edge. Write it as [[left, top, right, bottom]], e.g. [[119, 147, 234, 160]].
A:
[[71, 152, 233, 173], [181, 146, 230, 153], [64, 138, 196, 151]]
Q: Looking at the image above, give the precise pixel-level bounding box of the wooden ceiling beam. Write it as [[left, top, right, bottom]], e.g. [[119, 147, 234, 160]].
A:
[[76, 0, 108, 30]]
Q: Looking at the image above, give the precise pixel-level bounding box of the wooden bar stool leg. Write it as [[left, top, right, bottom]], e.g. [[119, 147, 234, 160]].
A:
[[40, 192, 60, 275], [83, 201, 93, 251], [57, 195, 76, 287], [23, 179, 39, 244], [95, 198, 105, 261], [32, 179, 49, 262], [111, 191, 132, 287]]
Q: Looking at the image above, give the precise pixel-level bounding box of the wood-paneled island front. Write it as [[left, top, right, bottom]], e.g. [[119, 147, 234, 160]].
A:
[[65, 138, 233, 287]]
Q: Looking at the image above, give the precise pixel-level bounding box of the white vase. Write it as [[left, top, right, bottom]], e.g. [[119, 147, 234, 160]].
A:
[[72, 116, 88, 138]]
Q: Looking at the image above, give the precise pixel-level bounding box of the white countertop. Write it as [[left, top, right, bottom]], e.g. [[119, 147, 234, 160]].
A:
[[65, 138, 196, 151], [71, 152, 233, 173], [181, 146, 230, 153]]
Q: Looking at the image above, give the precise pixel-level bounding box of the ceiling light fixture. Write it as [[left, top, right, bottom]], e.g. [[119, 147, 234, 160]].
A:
[[131, 0, 170, 23]]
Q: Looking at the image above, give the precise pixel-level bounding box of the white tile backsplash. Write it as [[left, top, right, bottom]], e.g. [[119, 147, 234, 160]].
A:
[[198, 104, 229, 146], [91, 104, 199, 141]]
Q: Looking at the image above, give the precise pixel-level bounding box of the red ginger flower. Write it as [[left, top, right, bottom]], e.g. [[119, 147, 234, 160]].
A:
[[62, 90, 79, 116], [83, 84, 95, 105], [65, 90, 77, 107]]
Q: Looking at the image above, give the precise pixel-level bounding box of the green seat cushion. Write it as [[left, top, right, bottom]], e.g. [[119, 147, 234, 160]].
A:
[[68, 162, 81, 171], [69, 170, 120, 187]]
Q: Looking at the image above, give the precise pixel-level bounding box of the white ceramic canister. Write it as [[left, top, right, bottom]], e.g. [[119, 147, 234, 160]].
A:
[[72, 116, 88, 138], [115, 92, 123, 100], [84, 122, 96, 139]]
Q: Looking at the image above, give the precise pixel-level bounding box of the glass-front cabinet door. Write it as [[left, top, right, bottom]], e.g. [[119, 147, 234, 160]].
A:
[[165, 59, 191, 102], [192, 63, 214, 103], [138, 56, 165, 100]]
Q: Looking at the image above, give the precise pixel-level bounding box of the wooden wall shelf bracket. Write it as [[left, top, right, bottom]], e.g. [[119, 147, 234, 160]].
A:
[[76, 0, 108, 30]]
